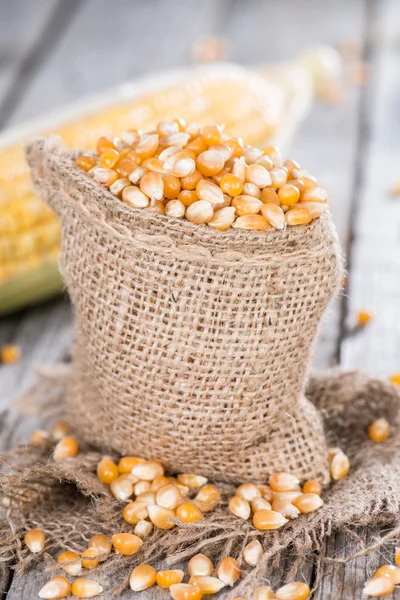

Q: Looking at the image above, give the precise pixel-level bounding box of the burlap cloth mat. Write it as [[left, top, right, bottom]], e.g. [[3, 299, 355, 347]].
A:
[[1, 367, 400, 598]]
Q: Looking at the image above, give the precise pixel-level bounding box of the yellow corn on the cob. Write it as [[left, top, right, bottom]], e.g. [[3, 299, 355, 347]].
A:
[[0, 49, 341, 314]]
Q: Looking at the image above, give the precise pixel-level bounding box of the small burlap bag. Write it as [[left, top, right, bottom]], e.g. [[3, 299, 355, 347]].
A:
[[26, 137, 343, 484]]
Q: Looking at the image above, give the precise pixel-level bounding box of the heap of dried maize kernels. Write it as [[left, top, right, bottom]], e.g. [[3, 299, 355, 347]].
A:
[[75, 119, 328, 231]]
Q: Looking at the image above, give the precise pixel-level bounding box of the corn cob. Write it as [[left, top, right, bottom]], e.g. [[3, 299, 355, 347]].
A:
[[0, 51, 341, 314]]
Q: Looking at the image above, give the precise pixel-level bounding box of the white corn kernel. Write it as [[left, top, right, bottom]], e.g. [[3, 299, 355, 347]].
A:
[[242, 539, 263, 566]]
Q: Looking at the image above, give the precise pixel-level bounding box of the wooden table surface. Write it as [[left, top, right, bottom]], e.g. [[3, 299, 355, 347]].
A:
[[1, 0, 400, 597]]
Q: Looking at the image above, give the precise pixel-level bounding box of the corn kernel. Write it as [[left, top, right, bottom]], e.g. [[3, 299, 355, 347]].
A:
[[242, 539, 263, 566], [253, 509, 288, 530], [224, 137, 244, 159], [88, 534, 112, 559], [97, 457, 119, 484], [189, 576, 225, 594], [233, 215, 269, 230], [357, 310, 373, 327], [71, 578, 104, 598], [81, 547, 100, 569], [258, 485, 273, 501], [136, 133, 159, 158], [252, 497, 272, 513], [131, 460, 164, 481], [362, 576, 394, 597], [176, 474, 208, 489], [236, 483, 261, 502], [217, 557, 240, 586], [194, 484, 221, 511], [118, 456, 144, 474], [292, 493, 323, 514], [261, 203, 285, 229], [242, 182, 261, 198], [129, 564, 157, 591], [122, 185, 149, 208], [170, 583, 203, 600], [269, 168, 287, 188], [228, 496, 251, 520], [262, 145, 282, 166], [156, 570, 185, 588], [302, 480, 322, 495], [396, 547, 400, 566], [57, 550, 82, 576], [39, 576, 71, 599], [30, 430, 49, 444], [368, 418, 390, 442], [231, 196, 262, 216], [171, 157, 196, 178], [188, 554, 214, 577], [96, 135, 116, 154], [207, 206, 236, 231], [134, 480, 151, 496], [156, 484, 182, 510], [390, 374, 400, 386], [278, 183, 300, 206], [186, 200, 214, 224], [253, 585, 276, 600], [220, 173, 243, 197], [90, 166, 118, 186], [148, 505, 176, 529], [76, 154, 96, 172], [134, 519, 153, 539], [275, 582, 310, 600], [271, 498, 300, 519], [196, 179, 224, 205], [178, 190, 198, 207], [51, 420, 70, 441], [260, 188, 280, 205], [201, 124, 222, 145], [142, 158, 168, 174], [180, 169, 202, 192], [99, 148, 119, 169], [293, 170, 318, 191], [271, 491, 302, 503], [330, 450, 350, 480], [24, 529, 45, 553], [176, 502, 203, 523], [231, 157, 246, 181], [285, 207, 312, 226], [375, 564, 400, 584], [301, 186, 328, 203], [53, 436, 78, 461], [1, 344, 21, 364], [245, 164, 271, 188], [110, 474, 134, 501], [187, 136, 208, 155], [112, 533, 143, 555], [128, 166, 147, 184], [139, 172, 164, 201], [269, 472, 300, 492], [123, 501, 149, 524], [136, 490, 156, 506]]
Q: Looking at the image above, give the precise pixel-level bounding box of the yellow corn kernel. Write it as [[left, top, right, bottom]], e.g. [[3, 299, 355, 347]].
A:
[[57, 550, 82, 576], [271, 490, 303, 503], [390, 374, 400, 386], [220, 173, 243, 197], [286, 207, 312, 226], [357, 310, 373, 327], [178, 190, 199, 207], [112, 533, 143, 555], [217, 557, 240, 586], [233, 215, 269, 230], [253, 509, 288, 530], [110, 474, 134, 501], [301, 186, 328, 203], [115, 157, 138, 177], [362, 576, 394, 598], [188, 554, 214, 577], [330, 450, 350, 480], [131, 460, 164, 481], [261, 203, 285, 229], [171, 157, 197, 178], [186, 200, 214, 224], [1, 343, 21, 365], [170, 583, 203, 600], [269, 168, 287, 188], [99, 148, 119, 169], [258, 485, 273, 501], [149, 475, 170, 492], [147, 505, 176, 530], [134, 519, 153, 539], [189, 576, 225, 594], [39, 576, 71, 599], [156, 484, 182, 510], [271, 498, 300, 519], [165, 199, 186, 219], [122, 185, 149, 208], [177, 474, 208, 489], [228, 496, 251, 520], [30, 429, 49, 444], [181, 169, 203, 191], [236, 483, 261, 502], [293, 170, 317, 191], [278, 183, 300, 206], [201, 124, 222, 145], [242, 182, 261, 198], [242, 539, 263, 566], [142, 157, 168, 174], [53, 436, 78, 461], [224, 137, 244, 159], [156, 570, 185, 589], [297, 201, 326, 220], [396, 547, 400, 566], [71, 577, 103, 598], [139, 172, 164, 201], [81, 547, 100, 569], [368, 418, 390, 443], [134, 480, 151, 496], [375, 564, 400, 584], [252, 497, 272, 513], [253, 586, 276, 600], [207, 206, 236, 231], [262, 145, 282, 165], [196, 179, 224, 205], [118, 456, 144, 474], [24, 529, 45, 553], [76, 154, 96, 172], [292, 493, 323, 514], [269, 472, 300, 492], [159, 132, 190, 148], [275, 582, 310, 600], [244, 146, 262, 164], [176, 502, 203, 523], [96, 135, 117, 154], [88, 534, 112, 559], [284, 159, 301, 178], [129, 564, 157, 591], [260, 188, 280, 205], [231, 195, 262, 217], [97, 457, 119, 484], [245, 164, 271, 188], [51, 420, 70, 441], [136, 490, 156, 506], [123, 501, 149, 525], [302, 480, 322, 495], [194, 484, 221, 511], [135, 133, 159, 158], [90, 166, 118, 186]]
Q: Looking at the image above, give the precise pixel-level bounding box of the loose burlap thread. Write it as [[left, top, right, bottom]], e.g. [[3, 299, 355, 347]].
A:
[[26, 137, 343, 484], [2, 368, 400, 598]]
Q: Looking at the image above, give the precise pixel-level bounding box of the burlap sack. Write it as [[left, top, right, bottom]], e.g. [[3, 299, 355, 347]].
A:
[[26, 137, 343, 484]]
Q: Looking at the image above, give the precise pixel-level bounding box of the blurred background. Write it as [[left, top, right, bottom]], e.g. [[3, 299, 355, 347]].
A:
[[1, 0, 400, 414]]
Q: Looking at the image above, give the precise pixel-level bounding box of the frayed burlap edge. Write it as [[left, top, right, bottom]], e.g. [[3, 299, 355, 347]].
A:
[[1, 367, 400, 597]]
